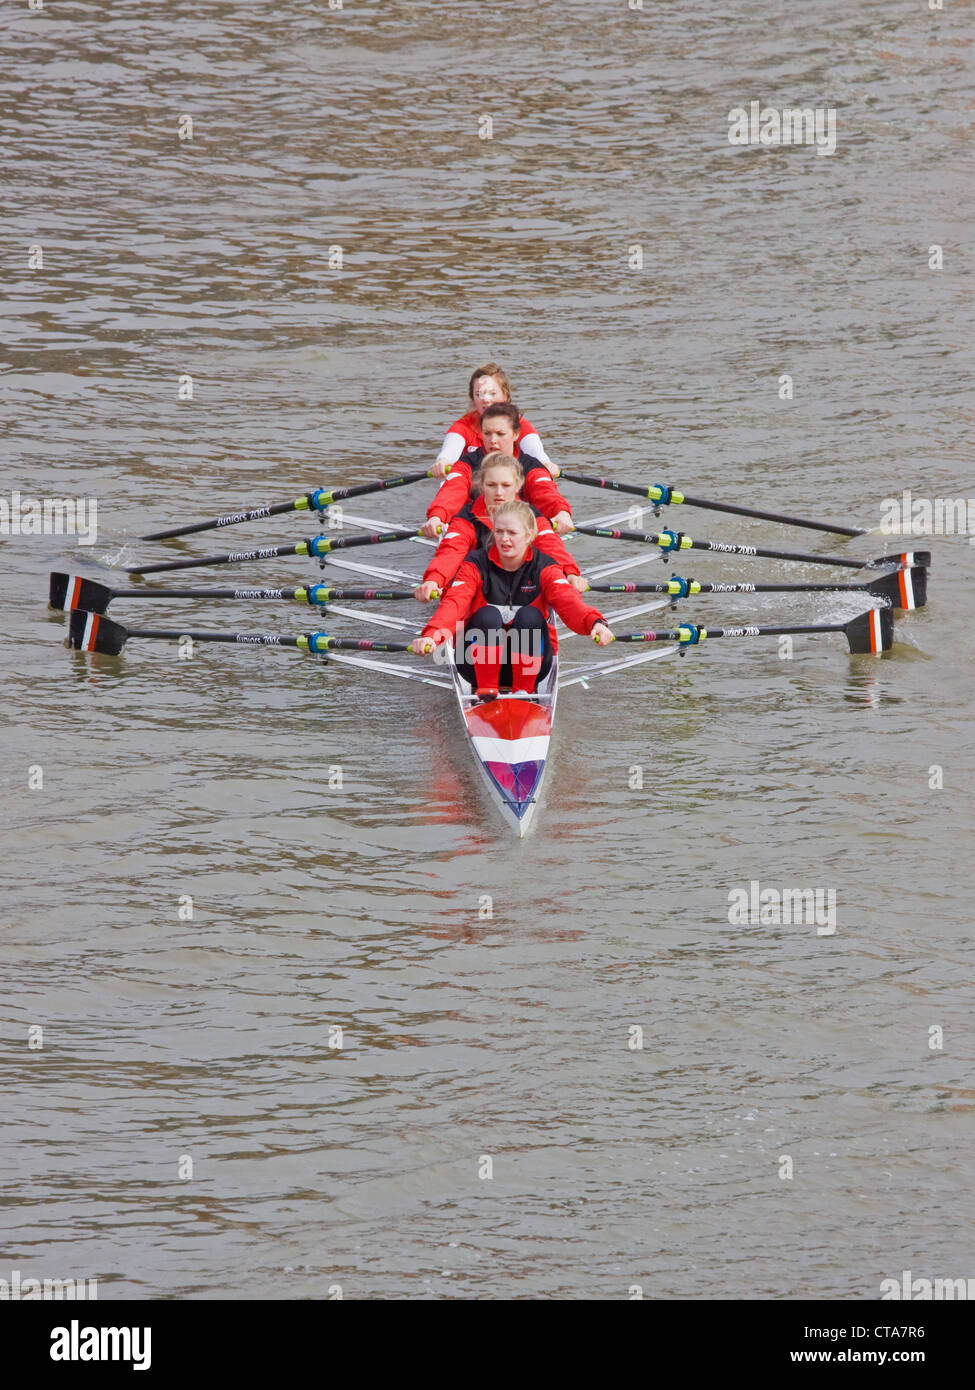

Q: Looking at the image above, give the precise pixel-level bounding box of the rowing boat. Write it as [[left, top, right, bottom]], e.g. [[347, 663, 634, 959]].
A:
[[449, 651, 558, 835], [51, 462, 930, 837]]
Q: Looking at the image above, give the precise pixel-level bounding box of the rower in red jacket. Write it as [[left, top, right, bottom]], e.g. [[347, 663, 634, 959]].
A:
[[414, 452, 588, 602], [421, 402, 573, 538], [411, 500, 612, 697], [430, 362, 557, 482]]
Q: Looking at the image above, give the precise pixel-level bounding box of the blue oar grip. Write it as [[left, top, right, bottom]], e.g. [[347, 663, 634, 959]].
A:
[[678, 624, 702, 645], [307, 631, 331, 652], [658, 529, 683, 552], [668, 575, 692, 597], [308, 490, 331, 511]]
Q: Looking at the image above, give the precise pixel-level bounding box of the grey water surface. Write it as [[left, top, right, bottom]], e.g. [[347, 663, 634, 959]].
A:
[[2, 0, 973, 1299]]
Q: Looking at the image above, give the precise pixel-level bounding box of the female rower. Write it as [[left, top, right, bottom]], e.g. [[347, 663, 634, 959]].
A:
[[414, 452, 588, 601], [410, 500, 613, 697], [430, 363, 557, 482], [422, 401, 573, 537]]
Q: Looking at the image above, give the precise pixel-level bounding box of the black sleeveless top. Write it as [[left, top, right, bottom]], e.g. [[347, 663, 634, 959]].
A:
[[462, 546, 559, 611]]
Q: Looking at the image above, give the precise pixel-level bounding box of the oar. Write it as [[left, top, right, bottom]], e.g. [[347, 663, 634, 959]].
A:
[[559, 472, 865, 538], [576, 525, 930, 573], [127, 529, 423, 576], [585, 567, 927, 611], [610, 608, 894, 655], [140, 469, 441, 541], [66, 611, 414, 657], [50, 572, 431, 616]]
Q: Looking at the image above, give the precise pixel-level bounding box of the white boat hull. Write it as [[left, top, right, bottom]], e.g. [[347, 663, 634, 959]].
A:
[[449, 652, 558, 836]]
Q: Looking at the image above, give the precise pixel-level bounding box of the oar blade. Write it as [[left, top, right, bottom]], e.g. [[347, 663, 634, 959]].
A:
[[843, 608, 894, 655], [866, 550, 931, 571], [867, 566, 927, 610], [67, 610, 128, 655], [49, 572, 114, 614]]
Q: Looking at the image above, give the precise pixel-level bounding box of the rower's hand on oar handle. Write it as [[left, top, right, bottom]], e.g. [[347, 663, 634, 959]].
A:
[[590, 622, 614, 646], [566, 573, 588, 593], [543, 460, 560, 478], [413, 581, 440, 602], [430, 461, 454, 480], [550, 511, 574, 533], [410, 636, 438, 657], [420, 518, 445, 539]]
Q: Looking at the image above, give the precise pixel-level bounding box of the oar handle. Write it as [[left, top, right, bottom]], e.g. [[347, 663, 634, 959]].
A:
[[315, 637, 413, 652], [302, 587, 421, 601], [317, 529, 419, 552], [315, 469, 434, 504]]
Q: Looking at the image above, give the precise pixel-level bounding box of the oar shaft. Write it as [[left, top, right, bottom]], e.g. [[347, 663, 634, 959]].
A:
[[298, 587, 418, 600], [109, 584, 419, 603], [126, 628, 304, 647], [679, 493, 863, 537], [139, 469, 435, 542], [613, 622, 846, 644], [131, 543, 302, 575], [587, 579, 872, 595], [124, 628, 413, 653], [129, 530, 420, 576], [106, 586, 307, 600], [142, 499, 307, 542], [559, 472, 865, 537], [577, 526, 869, 571]]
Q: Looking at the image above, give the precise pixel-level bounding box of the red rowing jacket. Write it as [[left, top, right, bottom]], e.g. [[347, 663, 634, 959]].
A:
[[421, 495, 581, 591], [422, 544, 604, 654], [427, 417, 571, 525]]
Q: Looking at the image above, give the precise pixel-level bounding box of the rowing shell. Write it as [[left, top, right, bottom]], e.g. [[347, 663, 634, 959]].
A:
[[449, 652, 558, 836]]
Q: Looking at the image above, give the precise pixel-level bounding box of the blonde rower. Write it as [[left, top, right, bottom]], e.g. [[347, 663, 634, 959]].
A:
[[411, 500, 612, 697], [414, 453, 587, 601]]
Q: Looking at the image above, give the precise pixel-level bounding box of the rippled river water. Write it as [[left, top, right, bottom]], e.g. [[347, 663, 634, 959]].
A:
[[2, 0, 974, 1299]]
